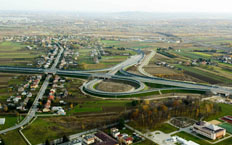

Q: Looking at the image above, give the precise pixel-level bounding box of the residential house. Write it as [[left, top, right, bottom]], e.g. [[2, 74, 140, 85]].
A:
[[122, 136, 133, 145], [83, 135, 95, 145], [110, 128, 120, 138], [95, 131, 119, 145], [57, 109, 66, 115]]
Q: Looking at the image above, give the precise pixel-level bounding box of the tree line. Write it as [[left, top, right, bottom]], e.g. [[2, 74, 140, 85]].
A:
[[129, 97, 221, 129]]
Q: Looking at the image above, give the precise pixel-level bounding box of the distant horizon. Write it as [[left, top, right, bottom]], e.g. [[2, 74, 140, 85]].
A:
[[1, 10, 232, 14], [1, 0, 232, 13]]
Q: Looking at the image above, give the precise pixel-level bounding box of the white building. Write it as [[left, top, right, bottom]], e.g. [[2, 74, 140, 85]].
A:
[[110, 128, 120, 138], [83, 135, 95, 145], [171, 136, 199, 145], [193, 121, 226, 140], [52, 106, 63, 111], [0, 118, 5, 125]]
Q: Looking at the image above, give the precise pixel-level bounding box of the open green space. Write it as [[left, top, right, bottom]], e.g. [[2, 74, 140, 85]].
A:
[[23, 113, 123, 144], [173, 50, 211, 59], [173, 131, 232, 145], [0, 130, 26, 145], [0, 115, 19, 130], [67, 104, 102, 114], [135, 139, 157, 145], [67, 100, 131, 114], [102, 40, 155, 49], [0, 41, 26, 52], [102, 40, 121, 45], [0, 41, 45, 66], [193, 52, 212, 57], [155, 123, 179, 133], [206, 103, 232, 121], [85, 88, 206, 98], [219, 123, 232, 134], [145, 82, 177, 88], [23, 117, 72, 144], [22, 116, 87, 144], [160, 89, 206, 94], [77, 48, 133, 70], [176, 65, 232, 84]]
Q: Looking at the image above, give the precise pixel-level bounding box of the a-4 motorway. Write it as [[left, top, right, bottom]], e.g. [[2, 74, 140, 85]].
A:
[[0, 47, 231, 134]]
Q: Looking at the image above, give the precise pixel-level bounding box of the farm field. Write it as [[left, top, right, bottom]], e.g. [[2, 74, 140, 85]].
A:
[[102, 40, 155, 49], [176, 65, 232, 85], [172, 50, 211, 59], [76, 48, 133, 70], [149, 48, 232, 85], [144, 65, 201, 82], [0, 41, 45, 67]]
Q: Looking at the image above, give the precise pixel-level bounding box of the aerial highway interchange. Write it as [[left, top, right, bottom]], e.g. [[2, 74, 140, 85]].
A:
[[0, 43, 231, 135]]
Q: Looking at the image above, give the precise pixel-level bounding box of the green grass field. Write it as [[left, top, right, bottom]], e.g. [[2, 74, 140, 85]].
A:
[[145, 83, 177, 88], [86, 88, 206, 98], [67, 100, 132, 115], [0, 130, 26, 145], [176, 65, 232, 84], [0, 116, 18, 130], [206, 103, 232, 121], [173, 131, 232, 145], [173, 50, 212, 60], [0, 41, 45, 66], [102, 40, 121, 45], [155, 123, 179, 133], [0, 41, 26, 52], [161, 89, 206, 94], [102, 40, 155, 49], [219, 123, 232, 134], [135, 139, 158, 145], [67, 105, 102, 114], [193, 52, 212, 57], [76, 48, 132, 70], [23, 117, 86, 144]]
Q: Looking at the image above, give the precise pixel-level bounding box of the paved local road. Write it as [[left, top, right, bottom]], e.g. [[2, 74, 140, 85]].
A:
[[137, 50, 156, 77], [0, 44, 64, 134], [0, 75, 51, 134], [0, 46, 232, 134]]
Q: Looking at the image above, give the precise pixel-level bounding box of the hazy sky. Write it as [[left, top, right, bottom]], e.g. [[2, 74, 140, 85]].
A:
[[1, 0, 232, 13]]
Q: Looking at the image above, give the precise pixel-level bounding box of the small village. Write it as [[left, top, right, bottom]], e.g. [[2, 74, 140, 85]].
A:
[[0, 75, 42, 113]]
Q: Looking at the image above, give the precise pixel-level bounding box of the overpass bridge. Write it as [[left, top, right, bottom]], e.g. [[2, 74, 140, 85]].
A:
[[0, 65, 232, 97]]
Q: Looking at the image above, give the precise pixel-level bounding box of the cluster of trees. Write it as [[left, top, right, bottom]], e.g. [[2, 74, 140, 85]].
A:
[[193, 49, 217, 53], [157, 47, 174, 51], [129, 97, 221, 129], [157, 50, 176, 58]]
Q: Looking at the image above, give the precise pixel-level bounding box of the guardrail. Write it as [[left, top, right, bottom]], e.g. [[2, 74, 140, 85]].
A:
[[83, 85, 208, 98]]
